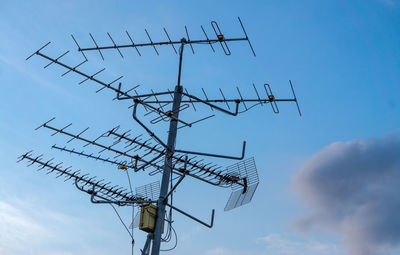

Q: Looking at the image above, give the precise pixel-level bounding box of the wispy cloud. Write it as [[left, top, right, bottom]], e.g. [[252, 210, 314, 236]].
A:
[[203, 234, 340, 255], [180, 225, 203, 242], [0, 52, 59, 91], [0, 200, 69, 255], [0, 19, 74, 96], [204, 246, 254, 255], [259, 234, 340, 255], [0, 198, 123, 255], [379, 0, 400, 6]]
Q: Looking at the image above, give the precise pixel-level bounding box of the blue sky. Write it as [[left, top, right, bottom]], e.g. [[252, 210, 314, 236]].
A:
[[1, 1, 399, 255]]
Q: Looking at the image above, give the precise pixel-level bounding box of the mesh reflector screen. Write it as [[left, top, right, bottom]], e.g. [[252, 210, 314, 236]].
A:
[[135, 181, 160, 201], [224, 157, 259, 211]]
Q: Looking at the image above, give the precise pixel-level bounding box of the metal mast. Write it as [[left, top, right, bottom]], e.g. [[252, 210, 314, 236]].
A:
[[151, 41, 185, 255]]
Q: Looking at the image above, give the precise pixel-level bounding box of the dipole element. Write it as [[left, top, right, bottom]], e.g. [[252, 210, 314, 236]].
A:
[[150, 40, 185, 255]]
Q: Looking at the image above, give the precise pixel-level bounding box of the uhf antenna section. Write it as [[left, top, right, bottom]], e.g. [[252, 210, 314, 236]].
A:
[[224, 157, 259, 211], [36, 118, 252, 189], [17, 151, 149, 203]]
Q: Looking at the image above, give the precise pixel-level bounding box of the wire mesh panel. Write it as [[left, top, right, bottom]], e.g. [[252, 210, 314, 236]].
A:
[[135, 181, 160, 201], [130, 211, 141, 229], [224, 157, 259, 211]]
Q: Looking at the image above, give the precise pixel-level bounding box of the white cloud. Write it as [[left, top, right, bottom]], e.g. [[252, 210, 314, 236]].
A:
[[0, 199, 116, 255], [180, 225, 203, 241], [205, 247, 226, 255], [0, 201, 47, 253], [0, 200, 66, 254], [204, 246, 255, 255], [203, 234, 341, 255], [259, 234, 341, 255]]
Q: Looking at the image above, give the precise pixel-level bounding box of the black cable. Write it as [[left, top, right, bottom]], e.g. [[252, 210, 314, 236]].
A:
[[160, 224, 178, 251], [109, 203, 134, 239], [238, 102, 263, 114], [125, 170, 135, 255]]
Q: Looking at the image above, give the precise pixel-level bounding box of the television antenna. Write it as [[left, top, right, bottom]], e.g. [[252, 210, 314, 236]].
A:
[[19, 17, 301, 255]]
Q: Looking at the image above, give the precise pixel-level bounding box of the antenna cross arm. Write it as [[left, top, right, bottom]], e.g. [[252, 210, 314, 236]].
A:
[[164, 174, 185, 203], [139, 100, 192, 127], [175, 141, 246, 160], [117, 88, 174, 101], [181, 91, 240, 116], [132, 100, 167, 148], [90, 193, 156, 206], [163, 156, 188, 202], [78, 38, 247, 52], [165, 203, 215, 229], [30, 50, 134, 98], [74, 180, 154, 205]]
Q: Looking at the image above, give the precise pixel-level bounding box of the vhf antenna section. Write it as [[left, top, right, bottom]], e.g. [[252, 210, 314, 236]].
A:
[[71, 17, 256, 59]]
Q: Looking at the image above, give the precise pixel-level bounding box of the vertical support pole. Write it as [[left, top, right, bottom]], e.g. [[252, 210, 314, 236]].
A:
[[142, 234, 152, 255], [151, 40, 185, 255]]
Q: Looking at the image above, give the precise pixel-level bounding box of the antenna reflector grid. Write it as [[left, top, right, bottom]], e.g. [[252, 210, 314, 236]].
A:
[[135, 181, 161, 201], [224, 157, 259, 211]]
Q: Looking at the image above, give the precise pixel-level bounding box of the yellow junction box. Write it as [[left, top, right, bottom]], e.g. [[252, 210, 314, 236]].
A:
[[139, 204, 164, 233]]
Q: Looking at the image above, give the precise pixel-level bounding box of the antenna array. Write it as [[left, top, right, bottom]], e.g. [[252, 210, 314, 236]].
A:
[[19, 17, 301, 255]]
